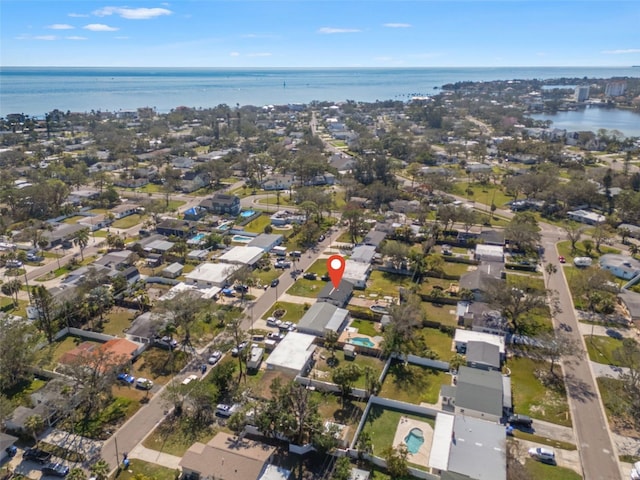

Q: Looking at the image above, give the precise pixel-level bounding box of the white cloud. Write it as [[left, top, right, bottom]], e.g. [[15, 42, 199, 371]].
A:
[[247, 52, 272, 57], [83, 23, 119, 32], [47, 24, 74, 30], [229, 52, 240, 57], [383, 23, 411, 28], [68, 13, 89, 18], [66, 36, 87, 41], [318, 27, 361, 34], [34, 35, 57, 41], [93, 6, 172, 20], [602, 48, 640, 54]]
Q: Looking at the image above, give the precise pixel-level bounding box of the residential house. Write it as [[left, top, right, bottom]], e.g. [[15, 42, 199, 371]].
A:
[[599, 254, 640, 280], [567, 209, 605, 225], [261, 174, 295, 191], [180, 433, 276, 480], [317, 281, 354, 308], [42, 223, 87, 248], [453, 329, 506, 359], [362, 229, 387, 249], [219, 246, 265, 267], [183, 206, 208, 221], [266, 332, 316, 376], [459, 262, 503, 301], [162, 262, 184, 279], [181, 171, 211, 193], [297, 302, 350, 338], [466, 341, 501, 371], [350, 245, 376, 264], [270, 210, 306, 226], [185, 262, 240, 288], [248, 234, 284, 252], [441, 366, 510, 423], [111, 203, 140, 219], [156, 219, 197, 238], [200, 193, 241, 216], [343, 260, 371, 289], [79, 214, 113, 232]]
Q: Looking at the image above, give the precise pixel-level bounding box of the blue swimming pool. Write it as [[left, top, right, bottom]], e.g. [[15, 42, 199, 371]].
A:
[[404, 428, 424, 454], [232, 235, 253, 243], [349, 337, 376, 348], [240, 210, 256, 218], [190, 233, 206, 242]]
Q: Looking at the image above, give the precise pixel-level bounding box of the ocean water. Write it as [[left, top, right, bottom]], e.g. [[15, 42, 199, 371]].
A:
[[1, 66, 638, 117]]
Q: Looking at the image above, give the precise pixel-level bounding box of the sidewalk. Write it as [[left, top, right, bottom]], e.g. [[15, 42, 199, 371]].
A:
[[129, 444, 182, 470]]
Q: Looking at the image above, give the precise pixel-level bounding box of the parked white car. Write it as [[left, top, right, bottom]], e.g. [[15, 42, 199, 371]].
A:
[[528, 447, 555, 465], [631, 461, 640, 480], [182, 374, 198, 385], [136, 378, 153, 390]]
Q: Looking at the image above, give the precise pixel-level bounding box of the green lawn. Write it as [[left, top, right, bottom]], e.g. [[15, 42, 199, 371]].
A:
[[417, 327, 454, 360], [512, 430, 576, 451], [112, 214, 144, 229], [306, 259, 329, 276], [452, 182, 515, 209], [101, 309, 135, 336], [253, 267, 282, 286], [242, 214, 272, 234], [286, 278, 326, 298], [556, 240, 620, 264], [36, 336, 103, 370], [507, 357, 572, 427], [262, 302, 311, 323], [585, 335, 627, 367], [442, 260, 473, 277], [256, 195, 294, 207], [142, 415, 220, 457], [379, 362, 450, 405], [421, 302, 457, 328], [312, 348, 385, 389], [363, 405, 435, 456], [114, 459, 177, 480], [314, 392, 367, 430], [366, 270, 415, 297], [524, 459, 582, 480], [167, 200, 186, 211], [349, 319, 380, 337], [62, 216, 83, 224]]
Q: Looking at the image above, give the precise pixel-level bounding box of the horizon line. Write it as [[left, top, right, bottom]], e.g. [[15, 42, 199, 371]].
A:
[[1, 65, 638, 69]]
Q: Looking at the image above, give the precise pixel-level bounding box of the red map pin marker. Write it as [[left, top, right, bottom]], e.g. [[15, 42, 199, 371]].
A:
[[327, 255, 345, 289]]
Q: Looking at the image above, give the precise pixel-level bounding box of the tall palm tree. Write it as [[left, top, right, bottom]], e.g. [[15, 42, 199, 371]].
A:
[[74, 228, 90, 261], [24, 414, 44, 446]]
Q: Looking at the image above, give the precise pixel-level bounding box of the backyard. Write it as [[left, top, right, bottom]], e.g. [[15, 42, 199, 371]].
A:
[[311, 348, 385, 389], [242, 214, 272, 234], [585, 335, 626, 367], [142, 414, 221, 457], [112, 214, 144, 229], [378, 361, 451, 405], [415, 327, 455, 361], [507, 357, 572, 427], [362, 405, 435, 456]]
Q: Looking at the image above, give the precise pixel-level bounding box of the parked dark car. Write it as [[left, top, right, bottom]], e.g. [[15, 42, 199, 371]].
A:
[[23, 448, 52, 464], [270, 278, 280, 287], [42, 462, 70, 477], [303, 272, 317, 280], [508, 414, 533, 428]]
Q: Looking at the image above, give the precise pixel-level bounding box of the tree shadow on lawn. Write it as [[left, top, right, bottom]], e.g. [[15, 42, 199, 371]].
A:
[[388, 362, 435, 398]]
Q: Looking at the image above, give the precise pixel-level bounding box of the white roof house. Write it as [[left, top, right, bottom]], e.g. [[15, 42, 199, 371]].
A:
[[599, 253, 640, 280], [218, 246, 265, 266], [266, 332, 316, 376], [297, 302, 349, 337], [454, 329, 505, 355], [474, 244, 504, 262], [567, 209, 605, 225], [185, 262, 240, 288], [343, 260, 371, 289]]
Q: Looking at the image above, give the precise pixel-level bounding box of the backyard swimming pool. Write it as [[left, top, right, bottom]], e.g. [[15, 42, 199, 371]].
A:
[[232, 235, 253, 243], [404, 428, 424, 454], [189, 232, 206, 243], [240, 210, 256, 218], [349, 337, 376, 348]]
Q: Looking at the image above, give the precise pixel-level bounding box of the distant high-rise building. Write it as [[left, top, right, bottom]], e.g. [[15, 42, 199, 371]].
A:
[[574, 85, 590, 102], [605, 81, 626, 97]]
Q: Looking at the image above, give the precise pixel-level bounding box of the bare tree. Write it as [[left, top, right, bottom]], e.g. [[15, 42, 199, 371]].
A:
[[564, 222, 584, 254]]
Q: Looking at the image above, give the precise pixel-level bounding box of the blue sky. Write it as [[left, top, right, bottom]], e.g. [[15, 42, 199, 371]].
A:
[[1, 1, 639, 67]]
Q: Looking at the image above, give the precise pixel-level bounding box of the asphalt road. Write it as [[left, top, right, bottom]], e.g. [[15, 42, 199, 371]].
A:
[[442, 190, 621, 479]]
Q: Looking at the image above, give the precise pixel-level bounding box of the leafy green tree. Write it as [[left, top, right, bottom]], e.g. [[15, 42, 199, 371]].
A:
[[0, 317, 39, 392], [67, 468, 88, 480], [332, 363, 361, 404], [31, 285, 57, 343], [504, 212, 540, 253], [342, 201, 366, 244], [383, 444, 409, 479], [485, 276, 550, 333], [382, 296, 423, 358], [324, 330, 340, 365], [331, 456, 352, 480], [89, 459, 110, 480]]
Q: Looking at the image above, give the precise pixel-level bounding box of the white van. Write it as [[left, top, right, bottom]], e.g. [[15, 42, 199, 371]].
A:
[[528, 447, 555, 464]]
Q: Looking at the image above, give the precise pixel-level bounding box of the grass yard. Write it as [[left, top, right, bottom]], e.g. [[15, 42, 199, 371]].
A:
[[349, 319, 379, 337], [507, 357, 572, 427], [253, 267, 282, 287], [598, 377, 640, 436], [256, 195, 293, 207], [379, 361, 451, 405], [366, 270, 415, 297], [452, 182, 514, 209], [585, 335, 626, 366], [131, 348, 190, 384], [262, 302, 310, 323], [62, 216, 83, 224], [556, 240, 620, 264], [286, 278, 325, 298], [142, 415, 220, 457], [242, 214, 272, 234], [306, 259, 330, 276], [112, 214, 144, 229], [101, 308, 135, 336], [512, 430, 576, 451], [523, 459, 582, 480], [442, 260, 473, 278], [36, 336, 103, 370], [421, 302, 457, 328], [363, 405, 435, 456], [4, 377, 47, 407], [114, 459, 177, 480], [314, 392, 367, 428], [417, 327, 455, 360], [312, 349, 385, 389]]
